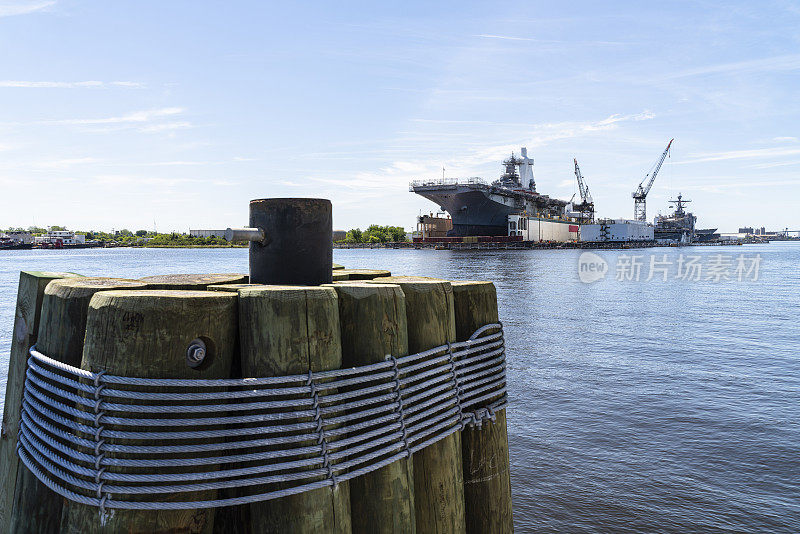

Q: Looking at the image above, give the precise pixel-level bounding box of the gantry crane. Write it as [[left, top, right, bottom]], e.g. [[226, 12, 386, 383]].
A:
[[573, 158, 595, 223], [632, 138, 673, 221]]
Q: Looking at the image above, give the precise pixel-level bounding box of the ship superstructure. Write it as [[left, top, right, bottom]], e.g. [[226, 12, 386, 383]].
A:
[[654, 193, 697, 244], [409, 148, 569, 236], [653, 193, 720, 244]]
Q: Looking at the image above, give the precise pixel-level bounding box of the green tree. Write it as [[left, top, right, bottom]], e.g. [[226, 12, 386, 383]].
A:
[[345, 228, 363, 243], [388, 226, 407, 242], [135, 230, 148, 237]]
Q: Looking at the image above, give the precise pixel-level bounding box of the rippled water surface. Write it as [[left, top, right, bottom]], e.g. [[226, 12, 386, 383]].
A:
[[1, 244, 798, 532]]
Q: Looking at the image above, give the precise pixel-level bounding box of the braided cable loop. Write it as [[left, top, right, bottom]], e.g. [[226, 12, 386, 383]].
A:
[[446, 341, 465, 431], [16, 324, 507, 509], [385, 354, 410, 456], [92, 370, 110, 515], [307, 370, 337, 488]]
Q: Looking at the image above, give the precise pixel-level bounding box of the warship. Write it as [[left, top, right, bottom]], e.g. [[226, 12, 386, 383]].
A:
[[409, 148, 569, 236], [654, 193, 718, 244]]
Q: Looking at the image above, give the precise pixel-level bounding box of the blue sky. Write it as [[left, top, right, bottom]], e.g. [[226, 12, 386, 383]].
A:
[[0, 1, 798, 233]]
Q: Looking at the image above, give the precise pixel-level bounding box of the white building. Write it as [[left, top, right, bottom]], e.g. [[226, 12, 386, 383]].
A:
[[5, 231, 33, 244], [718, 233, 746, 242], [508, 215, 579, 242], [580, 219, 654, 242], [35, 230, 86, 245]]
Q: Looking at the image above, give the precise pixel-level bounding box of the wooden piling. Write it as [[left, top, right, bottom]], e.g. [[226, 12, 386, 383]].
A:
[[380, 279, 466, 533], [207, 284, 258, 292], [331, 282, 416, 534], [0, 272, 83, 534], [451, 281, 513, 534], [336, 269, 391, 280], [237, 286, 351, 533], [139, 273, 248, 290], [9, 277, 147, 534], [366, 276, 443, 284], [58, 290, 239, 534]]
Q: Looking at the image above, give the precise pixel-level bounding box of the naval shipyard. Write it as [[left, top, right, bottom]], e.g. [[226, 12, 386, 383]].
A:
[[409, 141, 724, 248]]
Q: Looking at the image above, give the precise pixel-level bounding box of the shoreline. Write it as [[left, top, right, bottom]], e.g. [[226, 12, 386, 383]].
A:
[[334, 241, 755, 250]]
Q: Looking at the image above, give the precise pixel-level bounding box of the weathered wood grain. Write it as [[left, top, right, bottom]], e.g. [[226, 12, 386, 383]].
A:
[[139, 273, 248, 290], [59, 289, 238, 534], [331, 282, 416, 533], [0, 272, 83, 534], [451, 281, 513, 534], [206, 284, 259, 292], [10, 277, 147, 534], [379, 279, 466, 534], [237, 286, 351, 533], [335, 269, 391, 280]]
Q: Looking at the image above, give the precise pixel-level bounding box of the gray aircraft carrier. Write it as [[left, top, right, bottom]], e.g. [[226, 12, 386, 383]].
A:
[[409, 149, 568, 236]]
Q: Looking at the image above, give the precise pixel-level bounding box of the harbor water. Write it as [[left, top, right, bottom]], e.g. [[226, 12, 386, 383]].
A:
[[1, 244, 798, 532]]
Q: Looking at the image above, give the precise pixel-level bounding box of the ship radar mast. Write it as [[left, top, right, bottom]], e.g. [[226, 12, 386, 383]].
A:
[[498, 147, 536, 191], [520, 147, 536, 191], [668, 193, 691, 217]]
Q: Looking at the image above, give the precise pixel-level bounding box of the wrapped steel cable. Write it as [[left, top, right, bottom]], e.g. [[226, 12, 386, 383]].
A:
[[17, 323, 507, 512]]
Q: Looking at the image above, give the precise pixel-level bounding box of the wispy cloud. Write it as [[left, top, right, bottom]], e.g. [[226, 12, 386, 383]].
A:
[[137, 160, 210, 166], [774, 136, 798, 143], [681, 178, 800, 193], [476, 34, 540, 42], [90, 174, 196, 187], [67, 108, 184, 124], [0, 80, 145, 89], [36, 108, 190, 134], [0, 1, 55, 17], [0, 80, 101, 88], [677, 146, 800, 164], [310, 111, 657, 192], [664, 54, 800, 80], [138, 121, 193, 133], [460, 111, 655, 165], [110, 81, 145, 88], [34, 157, 101, 169], [475, 33, 624, 46], [50, 107, 183, 125], [749, 160, 800, 170]]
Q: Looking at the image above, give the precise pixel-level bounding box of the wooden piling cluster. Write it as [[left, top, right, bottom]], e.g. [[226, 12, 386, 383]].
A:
[[1, 267, 513, 534]]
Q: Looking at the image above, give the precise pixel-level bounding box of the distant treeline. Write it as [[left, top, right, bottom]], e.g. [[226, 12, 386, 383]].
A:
[[6, 225, 409, 247], [89, 230, 242, 247], [341, 225, 408, 244], [2, 227, 242, 248]]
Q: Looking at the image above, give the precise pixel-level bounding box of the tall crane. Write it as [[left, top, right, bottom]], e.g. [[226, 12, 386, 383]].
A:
[[573, 158, 594, 223], [632, 138, 673, 221]]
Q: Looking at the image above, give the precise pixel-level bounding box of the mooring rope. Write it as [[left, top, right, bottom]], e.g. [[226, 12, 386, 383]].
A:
[[16, 323, 507, 510]]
